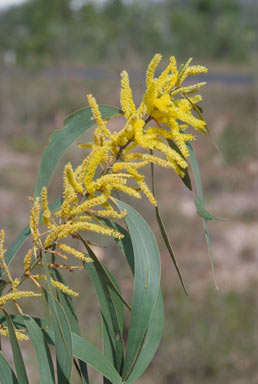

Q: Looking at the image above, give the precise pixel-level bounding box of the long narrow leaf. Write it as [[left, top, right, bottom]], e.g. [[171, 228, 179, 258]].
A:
[[124, 290, 164, 384], [104, 219, 164, 383], [0, 314, 48, 331], [35, 105, 121, 197], [2, 309, 29, 384], [50, 269, 89, 384], [81, 241, 124, 374], [72, 333, 123, 384], [0, 352, 18, 384], [114, 200, 161, 380], [186, 141, 219, 288], [0, 314, 123, 384], [42, 253, 73, 384], [150, 160, 188, 294], [23, 315, 55, 384], [167, 139, 192, 191]]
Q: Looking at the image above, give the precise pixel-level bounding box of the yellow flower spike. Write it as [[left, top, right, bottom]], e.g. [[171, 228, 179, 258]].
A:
[[127, 167, 144, 182], [111, 183, 142, 199], [65, 162, 84, 194], [75, 222, 123, 239], [69, 188, 110, 217], [125, 153, 173, 169], [143, 80, 159, 115], [45, 218, 123, 245], [158, 56, 178, 92], [127, 168, 157, 206], [146, 53, 162, 88], [41, 187, 56, 229], [30, 197, 41, 242], [153, 94, 172, 112], [57, 243, 92, 262], [59, 222, 123, 240], [146, 127, 172, 140], [0, 229, 14, 282], [12, 278, 20, 292], [176, 57, 193, 86], [180, 64, 208, 84], [0, 327, 29, 341], [77, 142, 93, 150], [90, 208, 127, 220], [50, 279, 79, 297], [87, 173, 132, 195], [57, 169, 79, 218], [134, 118, 148, 147], [73, 215, 92, 222], [188, 94, 203, 104], [0, 229, 5, 259], [0, 291, 41, 306], [120, 70, 136, 119], [113, 119, 135, 147], [158, 56, 176, 85], [137, 100, 148, 118], [84, 145, 110, 189], [152, 140, 188, 169], [32, 274, 46, 281], [44, 230, 59, 248], [174, 108, 206, 134], [87, 94, 111, 140], [138, 180, 157, 206], [113, 161, 148, 172], [171, 82, 207, 97]]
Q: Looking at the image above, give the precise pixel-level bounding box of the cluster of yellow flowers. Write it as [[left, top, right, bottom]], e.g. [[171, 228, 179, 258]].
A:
[[0, 54, 207, 327]]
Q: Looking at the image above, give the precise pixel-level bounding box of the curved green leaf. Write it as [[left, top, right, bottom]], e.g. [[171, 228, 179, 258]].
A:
[[125, 290, 164, 384], [80, 241, 124, 375], [114, 200, 161, 380], [50, 269, 89, 384], [187, 141, 204, 203], [0, 352, 18, 384], [0, 314, 49, 331], [187, 141, 219, 288], [150, 160, 187, 294], [35, 105, 121, 197], [2, 309, 29, 384], [104, 219, 164, 383], [42, 253, 73, 384], [72, 333, 123, 384], [23, 315, 55, 384], [0, 314, 123, 384]]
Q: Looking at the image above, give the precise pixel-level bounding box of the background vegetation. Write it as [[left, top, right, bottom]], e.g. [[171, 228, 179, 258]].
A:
[[1, 0, 258, 383], [0, 0, 258, 66]]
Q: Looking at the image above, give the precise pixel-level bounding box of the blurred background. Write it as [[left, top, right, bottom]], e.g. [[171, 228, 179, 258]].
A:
[[0, 0, 258, 383]]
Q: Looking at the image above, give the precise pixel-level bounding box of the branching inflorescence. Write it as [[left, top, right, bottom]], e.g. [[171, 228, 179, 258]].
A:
[[0, 54, 208, 339]]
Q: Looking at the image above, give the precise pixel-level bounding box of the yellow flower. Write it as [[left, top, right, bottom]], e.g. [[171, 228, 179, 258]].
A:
[[29, 197, 40, 242], [41, 187, 56, 229], [87, 94, 112, 143], [51, 279, 79, 297], [0, 229, 5, 260], [0, 327, 28, 341], [120, 71, 136, 119], [65, 162, 84, 194], [57, 243, 92, 262], [0, 291, 41, 306]]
